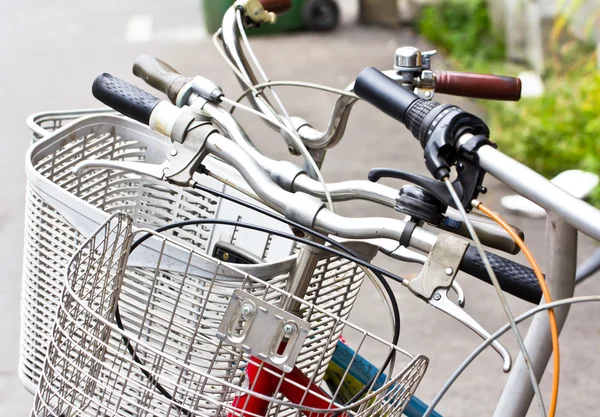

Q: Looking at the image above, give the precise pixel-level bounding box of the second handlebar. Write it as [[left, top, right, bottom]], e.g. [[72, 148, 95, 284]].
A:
[[90, 72, 543, 304]]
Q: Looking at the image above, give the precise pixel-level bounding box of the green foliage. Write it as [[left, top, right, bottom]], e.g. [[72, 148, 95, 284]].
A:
[[418, 0, 505, 66], [489, 66, 600, 203], [417, 0, 600, 204]]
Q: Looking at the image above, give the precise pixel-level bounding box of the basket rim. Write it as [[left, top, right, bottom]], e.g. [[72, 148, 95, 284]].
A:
[[56, 216, 423, 414], [26, 108, 118, 139]]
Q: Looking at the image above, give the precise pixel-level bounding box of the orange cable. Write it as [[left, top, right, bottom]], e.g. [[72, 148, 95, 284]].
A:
[[478, 203, 560, 417]]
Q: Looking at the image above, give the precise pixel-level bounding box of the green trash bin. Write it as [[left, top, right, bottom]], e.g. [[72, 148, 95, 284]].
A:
[[201, 0, 339, 35]]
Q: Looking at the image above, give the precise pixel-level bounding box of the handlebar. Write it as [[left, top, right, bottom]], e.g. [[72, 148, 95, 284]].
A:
[[92, 73, 161, 125], [129, 58, 524, 254], [132, 55, 192, 104], [260, 0, 293, 14], [355, 66, 600, 243], [91, 72, 543, 304], [434, 71, 522, 101]]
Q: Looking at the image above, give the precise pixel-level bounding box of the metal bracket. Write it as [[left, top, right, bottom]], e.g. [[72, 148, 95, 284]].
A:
[[408, 233, 468, 300], [163, 122, 217, 186], [72, 121, 218, 187], [408, 233, 512, 372], [217, 289, 310, 372]]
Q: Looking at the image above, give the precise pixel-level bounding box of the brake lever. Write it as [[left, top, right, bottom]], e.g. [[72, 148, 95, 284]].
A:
[[407, 233, 512, 373], [430, 288, 511, 372], [451, 280, 465, 308], [73, 117, 217, 187]]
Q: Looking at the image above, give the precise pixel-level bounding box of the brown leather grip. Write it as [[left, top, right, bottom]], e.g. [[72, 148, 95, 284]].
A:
[[435, 71, 522, 101], [260, 0, 292, 14]]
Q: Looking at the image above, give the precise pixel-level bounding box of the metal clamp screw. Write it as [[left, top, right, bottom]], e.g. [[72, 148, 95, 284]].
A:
[[241, 303, 255, 317], [445, 267, 454, 276], [283, 323, 297, 336]]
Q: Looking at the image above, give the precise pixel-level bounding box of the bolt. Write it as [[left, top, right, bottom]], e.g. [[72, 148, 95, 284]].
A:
[[445, 267, 454, 276], [424, 91, 432, 98], [433, 293, 441, 301], [240, 303, 254, 317], [283, 323, 297, 336], [170, 148, 178, 156], [288, 145, 300, 156]]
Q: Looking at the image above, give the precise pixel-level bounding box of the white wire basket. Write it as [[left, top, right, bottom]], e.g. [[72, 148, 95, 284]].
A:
[[26, 108, 117, 142], [31, 213, 428, 417], [22, 112, 367, 394]]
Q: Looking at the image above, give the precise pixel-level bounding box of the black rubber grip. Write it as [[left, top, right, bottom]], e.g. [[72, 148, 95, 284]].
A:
[[354, 67, 421, 124], [404, 100, 445, 147], [92, 73, 161, 125], [459, 245, 542, 304], [132, 55, 192, 104]]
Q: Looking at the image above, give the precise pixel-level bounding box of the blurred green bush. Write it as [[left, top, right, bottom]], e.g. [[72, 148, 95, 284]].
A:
[[418, 0, 505, 66], [418, 0, 600, 204], [488, 65, 600, 203]]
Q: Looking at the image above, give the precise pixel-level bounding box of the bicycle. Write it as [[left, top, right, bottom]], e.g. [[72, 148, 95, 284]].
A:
[[22, 1, 600, 417]]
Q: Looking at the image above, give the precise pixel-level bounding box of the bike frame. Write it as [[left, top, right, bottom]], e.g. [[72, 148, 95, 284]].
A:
[[229, 356, 343, 417], [219, 9, 589, 416]]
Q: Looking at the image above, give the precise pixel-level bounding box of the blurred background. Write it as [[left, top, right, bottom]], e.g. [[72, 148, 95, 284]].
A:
[[1, 0, 599, 416]]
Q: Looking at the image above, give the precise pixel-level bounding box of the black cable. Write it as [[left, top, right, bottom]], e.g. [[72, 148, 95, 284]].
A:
[[121, 219, 400, 410], [191, 181, 406, 285], [114, 308, 192, 415], [115, 182, 404, 412], [192, 181, 403, 406]]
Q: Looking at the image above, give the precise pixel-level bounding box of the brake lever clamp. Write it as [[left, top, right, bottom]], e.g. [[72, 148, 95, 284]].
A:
[[72, 109, 218, 187], [369, 160, 488, 212], [407, 233, 512, 372]]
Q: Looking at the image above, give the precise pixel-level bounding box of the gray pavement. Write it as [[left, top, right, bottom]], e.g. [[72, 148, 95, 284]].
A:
[[1, 1, 600, 416]]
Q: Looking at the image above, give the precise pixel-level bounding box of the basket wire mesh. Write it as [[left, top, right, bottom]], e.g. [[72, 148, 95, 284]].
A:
[[32, 213, 428, 417], [21, 113, 359, 394]]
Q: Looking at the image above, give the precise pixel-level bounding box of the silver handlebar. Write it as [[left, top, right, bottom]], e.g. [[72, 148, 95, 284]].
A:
[[198, 96, 522, 254], [473, 142, 600, 242], [204, 132, 438, 253], [220, 7, 404, 151]]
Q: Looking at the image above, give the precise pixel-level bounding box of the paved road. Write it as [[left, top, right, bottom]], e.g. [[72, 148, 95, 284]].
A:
[[1, 1, 599, 416]]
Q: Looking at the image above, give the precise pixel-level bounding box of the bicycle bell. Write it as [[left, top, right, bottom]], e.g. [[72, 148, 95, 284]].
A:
[[393, 46, 437, 99]]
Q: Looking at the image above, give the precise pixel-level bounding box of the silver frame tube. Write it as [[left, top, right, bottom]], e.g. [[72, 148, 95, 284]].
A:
[[493, 213, 577, 417], [477, 144, 600, 242]]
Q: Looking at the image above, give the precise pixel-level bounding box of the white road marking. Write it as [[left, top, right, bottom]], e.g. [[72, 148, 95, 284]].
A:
[[154, 26, 207, 43], [125, 15, 154, 43]]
